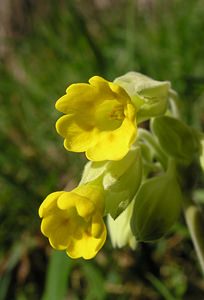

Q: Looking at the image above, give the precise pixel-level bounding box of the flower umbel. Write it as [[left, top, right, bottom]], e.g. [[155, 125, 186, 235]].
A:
[[39, 184, 106, 259], [56, 76, 136, 161]]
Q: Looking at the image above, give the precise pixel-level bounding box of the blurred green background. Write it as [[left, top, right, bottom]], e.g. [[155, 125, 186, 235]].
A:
[[0, 0, 204, 299]]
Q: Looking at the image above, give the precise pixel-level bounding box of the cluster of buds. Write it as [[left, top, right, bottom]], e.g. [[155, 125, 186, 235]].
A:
[[39, 72, 203, 259]]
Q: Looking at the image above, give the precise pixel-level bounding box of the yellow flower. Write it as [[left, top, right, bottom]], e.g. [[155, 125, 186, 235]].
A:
[[39, 184, 107, 259], [55, 76, 136, 161]]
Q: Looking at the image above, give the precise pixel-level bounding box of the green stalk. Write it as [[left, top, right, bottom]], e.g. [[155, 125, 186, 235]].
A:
[[184, 199, 204, 275]]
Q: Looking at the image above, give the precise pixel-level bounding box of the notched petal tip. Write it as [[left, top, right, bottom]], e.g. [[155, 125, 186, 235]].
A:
[[66, 232, 106, 260], [76, 198, 95, 218], [55, 115, 71, 137], [39, 191, 64, 218], [91, 215, 105, 238], [55, 94, 68, 112], [88, 75, 108, 86], [57, 192, 76, 210], [65, 82, 90, 94]]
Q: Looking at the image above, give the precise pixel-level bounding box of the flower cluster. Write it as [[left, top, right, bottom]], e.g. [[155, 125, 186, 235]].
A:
[[39, 185, 106, 259], [39, 72, 202, 259]]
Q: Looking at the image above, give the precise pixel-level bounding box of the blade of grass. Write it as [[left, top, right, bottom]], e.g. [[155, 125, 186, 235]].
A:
[[147, 273, 176, 300], [42, 250, 73, 300], [81, 261, 106, 300], [0, 240, 32, 300], [0, 273, 12, 300]]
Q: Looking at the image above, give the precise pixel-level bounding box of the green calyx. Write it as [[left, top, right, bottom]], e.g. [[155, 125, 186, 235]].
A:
[[104, 147, 142, 219], [130, 161, 183, 242], [80, 146, 143, 219], [114, 71, 171, 123]]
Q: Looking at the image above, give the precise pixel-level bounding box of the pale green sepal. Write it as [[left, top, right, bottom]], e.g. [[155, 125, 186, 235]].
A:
[[79, 147, 143, 219], [79, 161, 108, 185], [151, 116, 200, 165], [114, 72, 170, 123], [80, 146, 140, 187], [107, 199, 137, 250], [103, 147, 139, 188], [130, 163, 183, 242], [104, 147, 142, 219]]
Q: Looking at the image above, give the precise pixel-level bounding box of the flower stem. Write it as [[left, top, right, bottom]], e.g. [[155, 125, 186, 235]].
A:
[[184, 199, 204, 275]]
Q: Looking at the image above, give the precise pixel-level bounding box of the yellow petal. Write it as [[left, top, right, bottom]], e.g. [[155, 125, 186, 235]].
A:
[[125, 102, 136, 121], [39, 191, 64, 218], [56, 83, 98, 114], [48, 222, 71, 250], [40, 209, 69, 235], [75, 198, 95, 218], [66, 227, 107, 259], [56, 77, 117, 114], [57, 191, 78, 210], [88, 76, 117, 99], [88, 75, 108, 85], [108, 82, 131, 104], [74, 185, 105, 212], [91, 214, 105, 238], [89, 76, 131, 105], [41, 212, 75, 250], [41, 215, 58, 236], [56, 115, 97, 152], [86, 118, 137, 161]]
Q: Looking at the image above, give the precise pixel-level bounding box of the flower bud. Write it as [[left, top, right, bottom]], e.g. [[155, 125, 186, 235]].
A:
[[114, 72, 170, 123], [131, 163, 183, 241], [107, 200, 137, 249], [151, 116, 199, 165]]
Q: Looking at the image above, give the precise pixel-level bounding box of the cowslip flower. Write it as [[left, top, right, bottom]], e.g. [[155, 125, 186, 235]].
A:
[[55, 76, 136, 161], [39, 184, 106, 259]]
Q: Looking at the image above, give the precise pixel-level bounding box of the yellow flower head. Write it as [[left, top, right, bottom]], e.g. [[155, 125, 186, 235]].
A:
[[39, 185, 106, 259], [56, 76, 136, 161]]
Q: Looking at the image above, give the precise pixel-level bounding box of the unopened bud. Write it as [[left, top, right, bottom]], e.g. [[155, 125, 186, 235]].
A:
[[151, 116, 199, 165], [131, 163, 183, 241]]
